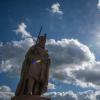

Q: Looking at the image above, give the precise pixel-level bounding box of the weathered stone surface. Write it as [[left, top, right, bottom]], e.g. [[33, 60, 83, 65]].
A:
[[11, 95, 51, 100]]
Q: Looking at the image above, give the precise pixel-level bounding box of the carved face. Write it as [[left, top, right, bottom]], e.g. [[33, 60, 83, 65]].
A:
[[38, 36, 46, 48]]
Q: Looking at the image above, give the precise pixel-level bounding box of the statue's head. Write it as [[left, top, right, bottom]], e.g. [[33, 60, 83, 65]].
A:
[[38, 34, 46, 48]]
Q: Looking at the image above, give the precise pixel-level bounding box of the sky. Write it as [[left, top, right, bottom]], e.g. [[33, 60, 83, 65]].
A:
[[1, 0, 100, 100]]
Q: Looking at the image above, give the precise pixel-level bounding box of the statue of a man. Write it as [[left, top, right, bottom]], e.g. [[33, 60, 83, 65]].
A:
[[15, 35, 51, 96]]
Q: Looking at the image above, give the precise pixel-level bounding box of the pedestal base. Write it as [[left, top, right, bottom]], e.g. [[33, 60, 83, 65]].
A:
[[11, 95, 51, 100]]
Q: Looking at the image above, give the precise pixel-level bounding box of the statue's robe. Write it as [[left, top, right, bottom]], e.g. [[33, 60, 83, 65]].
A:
[[15, 45, 50, 96]]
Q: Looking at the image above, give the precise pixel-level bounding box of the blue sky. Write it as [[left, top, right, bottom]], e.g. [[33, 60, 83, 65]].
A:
[[0, 0, 100, 57], [1, 0, 100, 100], [0, 0, 99, 41]]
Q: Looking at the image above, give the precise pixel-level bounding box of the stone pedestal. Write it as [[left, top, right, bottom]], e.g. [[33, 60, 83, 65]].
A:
[[11, 95, 51, 100]]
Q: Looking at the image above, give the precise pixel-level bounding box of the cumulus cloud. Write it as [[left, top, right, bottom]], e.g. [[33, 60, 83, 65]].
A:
[[48, 83, 55, 90], [0, 86, 11, 92], [0, 85, 100, 100], [46, 2, 63, 19], [0, 37, 99, 89], [15, 22, 32, 38], [0, 23, 34, 74], [14, 22, 35, 47], [51, 3, 63, 15], [0, 38, 95, 74], [46, 39, 100, 89], [1, 22, 100, 90], [44, 90, 100, 100], [44, 91, 78, 100], [12, 38, 34, 48], [0, 85, 14, 100], [1, 31, 100, 99], [0, 43, 25, 74], [47, 39, 95, 68]]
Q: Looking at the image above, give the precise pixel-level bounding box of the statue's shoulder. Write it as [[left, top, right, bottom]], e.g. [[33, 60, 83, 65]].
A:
[[30, 45, 35, 49], [28, 45, 36, 51], [25, 45, 36, 56]]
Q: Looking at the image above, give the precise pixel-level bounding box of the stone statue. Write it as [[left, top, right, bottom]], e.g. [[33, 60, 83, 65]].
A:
[[15, 34, 51, 96]]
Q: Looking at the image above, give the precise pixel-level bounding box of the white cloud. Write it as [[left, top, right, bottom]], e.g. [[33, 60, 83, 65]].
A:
[[14, 22, 35, 48], [97, 0, 100, 9], [44, 90, 100, 100], [0, 37, 99, 89], [47, 39, 95, 68], [50, 3, 63, 15], [0, 23, 35, 74], [47, 2, 63, 15], [0, 60, 13, 73], [48, 83, 55, 90], [12, 38, 34, 48], [15, 22, 32, 38], [46, 39, 100, 89], [0, 86, 11, 92], [0, 85, 14, 100], [44, 91, 78, 100], [1, 22, 100, 90], [0, 85, 100, 100], [0, 43, 25, 74], [1, 30, 100, 99]]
